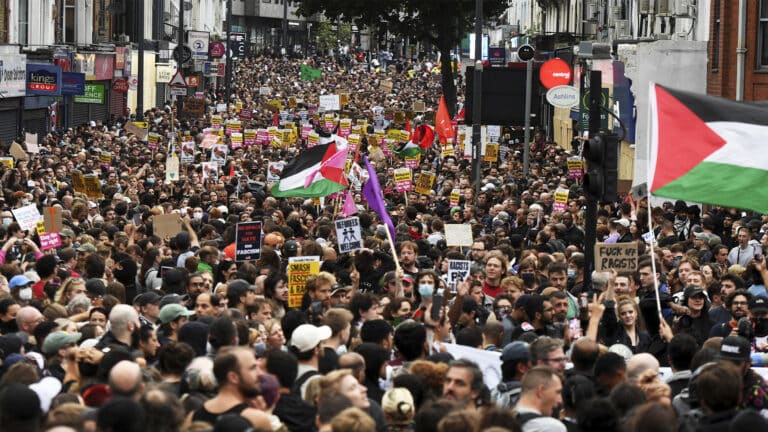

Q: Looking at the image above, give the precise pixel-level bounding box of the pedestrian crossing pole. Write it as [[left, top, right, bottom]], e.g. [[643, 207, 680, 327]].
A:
[[583, 69, 601, 292]]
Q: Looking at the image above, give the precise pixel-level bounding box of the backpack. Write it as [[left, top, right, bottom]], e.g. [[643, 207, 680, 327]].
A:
[[291, 370, 320, 396], [493, 383, 522, 409], [515, 411, 543, 426]]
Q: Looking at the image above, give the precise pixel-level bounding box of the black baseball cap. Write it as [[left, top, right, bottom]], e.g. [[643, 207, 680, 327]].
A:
[[718, 335, 751, 361]]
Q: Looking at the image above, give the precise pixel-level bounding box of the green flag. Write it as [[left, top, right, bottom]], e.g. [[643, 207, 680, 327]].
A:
[[301, 64, 322, 81]]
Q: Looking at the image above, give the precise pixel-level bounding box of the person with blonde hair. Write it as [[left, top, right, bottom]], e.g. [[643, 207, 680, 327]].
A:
[[317, 369, 370, 410], [381, 387, 415, 431], [330, 407, 376, 432], [55, 277, 87, 306]]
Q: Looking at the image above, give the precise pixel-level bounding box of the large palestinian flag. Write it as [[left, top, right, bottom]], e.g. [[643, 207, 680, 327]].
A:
[[649, 83, 768, 213], [271, 142, 348, 198]]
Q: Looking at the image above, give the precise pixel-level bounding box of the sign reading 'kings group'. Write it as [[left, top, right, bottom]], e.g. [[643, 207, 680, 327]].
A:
[[26, 64, 62, 96]]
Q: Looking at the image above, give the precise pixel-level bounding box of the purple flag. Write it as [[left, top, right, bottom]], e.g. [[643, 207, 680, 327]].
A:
[[362, 156, 396, 241]]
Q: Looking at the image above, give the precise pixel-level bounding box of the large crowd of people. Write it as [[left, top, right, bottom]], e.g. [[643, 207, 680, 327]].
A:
[[0, 53, 767, 432]]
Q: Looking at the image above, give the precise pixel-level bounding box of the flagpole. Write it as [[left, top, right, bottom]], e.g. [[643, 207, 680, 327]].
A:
[[383, 220, 402, 275], [645, 82, 663, 318]]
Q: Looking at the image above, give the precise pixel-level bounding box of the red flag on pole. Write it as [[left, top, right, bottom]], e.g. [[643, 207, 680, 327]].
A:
[[436, 96, 455, 144]]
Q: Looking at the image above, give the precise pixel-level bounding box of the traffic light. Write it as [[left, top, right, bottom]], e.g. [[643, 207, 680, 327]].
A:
[[583, 132, 618, 202]]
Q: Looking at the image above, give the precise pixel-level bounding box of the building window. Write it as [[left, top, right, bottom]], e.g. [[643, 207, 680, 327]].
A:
[[18, 0, 27, 45], [64, 0, 75, 43], [760, 0, 768, 67]]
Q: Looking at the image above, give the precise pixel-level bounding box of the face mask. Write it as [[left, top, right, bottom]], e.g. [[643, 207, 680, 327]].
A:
[[567, 268, 576, 279], [193, 212, 203, 220], [146, 178, 155, 184], [521, 273, 535, 284], [18, 287, 32, 301], [2, 218, 12, 226], [253, 342, 267, 357], [418, 284, 433, 298]]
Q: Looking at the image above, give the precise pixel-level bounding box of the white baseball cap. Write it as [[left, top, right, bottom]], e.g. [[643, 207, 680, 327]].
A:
[[290, 324, 332, 353]]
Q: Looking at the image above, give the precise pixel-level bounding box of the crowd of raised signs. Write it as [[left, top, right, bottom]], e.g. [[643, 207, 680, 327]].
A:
[[0, 53, 767, 432]]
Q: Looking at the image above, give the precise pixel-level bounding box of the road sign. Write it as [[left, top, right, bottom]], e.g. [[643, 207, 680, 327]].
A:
[[173, 45, 192, 64], [539, 58, 572, 89], [188, 31, 209, 59], [170, 87, 187, 97], [168, 70, 187, 88], [517, 44, 535, 61]]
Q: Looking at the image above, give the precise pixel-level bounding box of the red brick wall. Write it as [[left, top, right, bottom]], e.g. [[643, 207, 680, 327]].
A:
[[708, 0, 768, 101]]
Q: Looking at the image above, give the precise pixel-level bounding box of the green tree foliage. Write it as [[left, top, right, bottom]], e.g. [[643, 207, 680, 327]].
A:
[[316, 21, 353, 53], [295, 0, 506, 117]]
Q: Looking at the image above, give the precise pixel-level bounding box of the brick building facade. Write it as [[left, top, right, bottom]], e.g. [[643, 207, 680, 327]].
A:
[[708, 0, 768, 100]]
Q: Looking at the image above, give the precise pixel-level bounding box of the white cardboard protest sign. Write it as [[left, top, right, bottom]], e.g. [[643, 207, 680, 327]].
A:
[[12, 204, 42, 231], [447, 260, 471, 288], [445, 224, 473, 247], [442, 343, 502, 390], [319, 94, 341, 111], [335, 217, 362, 254], [594, 242, 639, 274]]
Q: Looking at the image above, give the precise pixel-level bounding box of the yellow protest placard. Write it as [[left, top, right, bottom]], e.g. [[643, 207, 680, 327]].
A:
[[394, 168, 412, 192], [36, 221, 46, 235], [414, 172, 436, 196], [83, 175, 103, 199], [398, 130, 411, 143], [307, 132, 319, 147], [288, 258, 320, 308], [484, 143, 499, 162], [268, 100, 283, 111], [553, 188, 570, 213], [339, 93, 350, 106], [70, 171, 86, 194], [288, 97, 297, 108], [0, 157, 14, 169], [450, 189, 460, 207], [100, 153, 112, 164]]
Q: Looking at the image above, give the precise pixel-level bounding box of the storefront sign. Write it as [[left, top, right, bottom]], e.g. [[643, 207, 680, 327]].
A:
[[73, 83, 105, 104], [26, 64, 61, 96], [61, 72, 85, 95], [0, 53, 27, 98], [91, 55, 114, 81]]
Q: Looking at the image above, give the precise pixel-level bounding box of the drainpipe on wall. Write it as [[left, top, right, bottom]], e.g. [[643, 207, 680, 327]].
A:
[[736, 0, 746, 101]]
